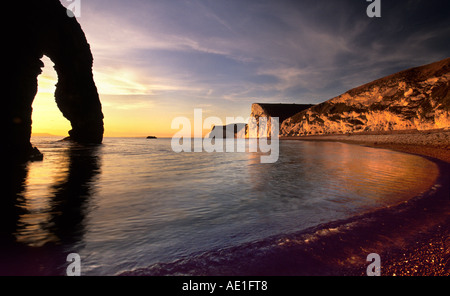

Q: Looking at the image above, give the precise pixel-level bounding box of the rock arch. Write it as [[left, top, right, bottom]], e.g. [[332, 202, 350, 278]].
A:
[[4, 0, 104, 162]]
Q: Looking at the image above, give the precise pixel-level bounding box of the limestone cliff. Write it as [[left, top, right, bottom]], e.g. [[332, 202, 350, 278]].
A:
[[281, 58, 450, 136], [4, 0, 104, 162]]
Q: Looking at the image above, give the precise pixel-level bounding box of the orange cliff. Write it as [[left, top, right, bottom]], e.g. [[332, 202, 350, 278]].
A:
[[280, 58, 450, 136]]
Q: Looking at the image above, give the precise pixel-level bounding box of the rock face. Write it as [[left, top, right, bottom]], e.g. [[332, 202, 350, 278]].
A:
[[281, 58, 450, 136], [248, 103, 314, 137], [4, 0, 104, 162], [208, 123, 247, 138]]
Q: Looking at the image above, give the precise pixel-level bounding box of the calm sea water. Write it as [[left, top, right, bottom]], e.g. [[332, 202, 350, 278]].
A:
[[2, 137, 439, 275]]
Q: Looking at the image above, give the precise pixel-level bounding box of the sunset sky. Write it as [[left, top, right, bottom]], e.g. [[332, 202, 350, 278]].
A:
[[32, 0, 450, 137]]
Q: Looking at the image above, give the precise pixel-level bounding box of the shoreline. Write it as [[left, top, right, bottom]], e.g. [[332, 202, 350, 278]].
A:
[[280, 129, 450, 163], [281, 129, 450, 276]]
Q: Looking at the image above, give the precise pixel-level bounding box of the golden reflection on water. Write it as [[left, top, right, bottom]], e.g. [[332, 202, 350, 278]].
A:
[[7, 144, 101, 248], [248, 141, 438, 209], [323, 142, 439, 205], [4, 140, 439, 251]]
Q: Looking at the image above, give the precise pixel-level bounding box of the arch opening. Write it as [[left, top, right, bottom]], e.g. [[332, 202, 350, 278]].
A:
[[32, 56, 71, 137]]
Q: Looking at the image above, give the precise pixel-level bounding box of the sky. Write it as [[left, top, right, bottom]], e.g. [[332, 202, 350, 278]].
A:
[[32, 0, 450, 137]]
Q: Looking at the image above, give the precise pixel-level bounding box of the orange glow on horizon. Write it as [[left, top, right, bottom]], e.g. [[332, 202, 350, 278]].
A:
[[32, 57, 230, 139], [32, 57, 180, 138]]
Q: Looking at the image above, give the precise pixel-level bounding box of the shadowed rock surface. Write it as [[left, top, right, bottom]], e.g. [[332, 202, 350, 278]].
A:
[[251, 103, 315, 124], [208, 123, 247, 138], [4, 0, 104, 162], [247, 103, 314, 137]]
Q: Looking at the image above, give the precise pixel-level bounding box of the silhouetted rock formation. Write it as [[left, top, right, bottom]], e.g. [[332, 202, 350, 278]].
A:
[[281, 58, 450, 136], [4, 0, 104, 162]]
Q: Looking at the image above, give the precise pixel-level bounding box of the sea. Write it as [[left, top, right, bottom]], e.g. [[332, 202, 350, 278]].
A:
[[0, 136, 441, 275]]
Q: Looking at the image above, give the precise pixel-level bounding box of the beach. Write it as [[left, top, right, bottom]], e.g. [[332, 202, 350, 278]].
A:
[[281, 129, 450, 164], [282, 129, 450, 276]]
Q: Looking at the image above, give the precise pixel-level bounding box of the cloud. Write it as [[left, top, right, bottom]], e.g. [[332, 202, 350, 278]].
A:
[[78, 0, 450, 112]]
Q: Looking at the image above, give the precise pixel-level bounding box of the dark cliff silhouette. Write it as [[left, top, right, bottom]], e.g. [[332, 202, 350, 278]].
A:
[[4, 0, 104, 162]]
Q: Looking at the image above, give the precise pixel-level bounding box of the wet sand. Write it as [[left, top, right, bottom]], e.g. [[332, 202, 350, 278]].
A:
[[281, 129, 450, 276], [280, 129, 450, 164]]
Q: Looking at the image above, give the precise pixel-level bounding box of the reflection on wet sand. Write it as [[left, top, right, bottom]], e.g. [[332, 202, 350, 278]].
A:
[[0, 143, 101, 275], [247, 141, 438, 209]]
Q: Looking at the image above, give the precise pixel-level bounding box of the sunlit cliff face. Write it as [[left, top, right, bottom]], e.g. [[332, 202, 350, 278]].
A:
[[280, 59, 450, 136]]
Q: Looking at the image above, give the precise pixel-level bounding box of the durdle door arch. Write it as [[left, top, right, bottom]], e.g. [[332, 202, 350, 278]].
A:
[[4, 0, 104, 162]]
